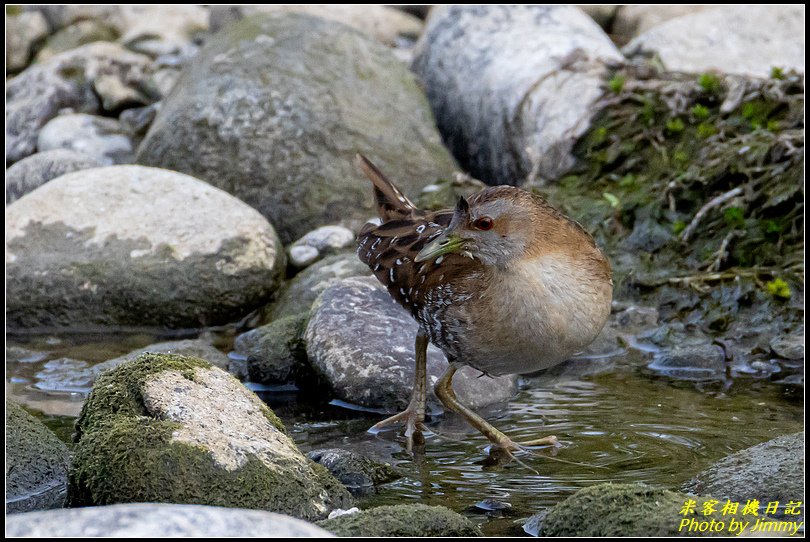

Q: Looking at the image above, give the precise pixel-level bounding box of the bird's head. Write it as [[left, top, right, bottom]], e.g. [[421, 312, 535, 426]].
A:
[[415, 186, 546, 268]]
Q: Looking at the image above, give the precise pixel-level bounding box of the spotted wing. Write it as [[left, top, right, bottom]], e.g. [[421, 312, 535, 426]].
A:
[[357, 211, 453, 316]]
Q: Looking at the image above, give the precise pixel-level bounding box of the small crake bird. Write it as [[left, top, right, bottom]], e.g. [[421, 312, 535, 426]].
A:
[[355, 155, 612, 454]]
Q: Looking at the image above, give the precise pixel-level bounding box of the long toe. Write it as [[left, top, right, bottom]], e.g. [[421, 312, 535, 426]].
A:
[[519, 435, 559, 448]]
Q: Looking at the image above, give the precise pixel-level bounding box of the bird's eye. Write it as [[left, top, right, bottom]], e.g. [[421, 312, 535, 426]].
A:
[[473, 216, 494, 231]]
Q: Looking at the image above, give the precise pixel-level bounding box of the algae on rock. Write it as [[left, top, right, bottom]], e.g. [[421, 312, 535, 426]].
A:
[[69, 353, 352, 520]]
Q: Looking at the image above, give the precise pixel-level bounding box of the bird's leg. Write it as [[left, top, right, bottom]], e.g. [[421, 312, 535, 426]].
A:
[[369, 329, 429, 451], [434, 366, 558, 453]]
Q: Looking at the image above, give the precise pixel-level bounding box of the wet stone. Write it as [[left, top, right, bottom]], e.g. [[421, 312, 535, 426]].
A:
[[305, 276, 518, 412], [647, 343, 726, 381], [307, 448, 401, 496], [6, 399, 71, 513]]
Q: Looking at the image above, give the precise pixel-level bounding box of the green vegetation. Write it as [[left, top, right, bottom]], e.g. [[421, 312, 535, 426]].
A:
[[539, 65, 803, 341]]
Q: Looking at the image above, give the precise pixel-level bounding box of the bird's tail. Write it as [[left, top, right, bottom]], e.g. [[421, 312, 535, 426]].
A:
[[355, 154, 418, 222]]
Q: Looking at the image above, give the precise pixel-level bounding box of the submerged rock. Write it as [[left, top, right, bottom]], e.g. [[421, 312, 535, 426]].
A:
[[6, 400, 71, 513], [6, 166, 285, 330], [317, 503, 481, 537], [647, 344, 726, 381], [137, 13, 455, 243], [69, 353, 352, 520], [5, 149, 102, 204], [307, 448, 401, 495], [623, 6, 805, 78], [413, 5, 623, 185], [37, 114, 133, 165], [5, 42, 155, 164], [5, 503, 334, 537], [305, 276, 517, 412], [683, 432, 804, 519]]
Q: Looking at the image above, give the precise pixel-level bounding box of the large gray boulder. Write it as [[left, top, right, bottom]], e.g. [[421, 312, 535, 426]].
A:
[[69, 353, 352, 520], [6, 166, 285, 330], [5, 503, 334, 537], [137, 13, 456, 243], [5, 149, 102, 204], [6, 400, 71, 513], [5, 42, 155, 164], [305, 276, 517, 412], [412, 5, 623, 185], [623, 6, 805, 78]]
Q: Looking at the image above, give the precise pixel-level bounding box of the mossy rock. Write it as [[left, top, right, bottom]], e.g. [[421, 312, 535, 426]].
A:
[[539, 483, 775, 537], [6, 399, 71, 513], [69, 353, 352, 520], [233, 313, 310, 384], [317, 504, 482, 537], [307, 448, 401, 495]]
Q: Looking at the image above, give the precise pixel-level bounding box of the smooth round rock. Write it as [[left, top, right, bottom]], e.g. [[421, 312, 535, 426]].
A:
[[305, 276, 517, 412], [6, 165, 285, 330], [288, 225, 356, 268], [5, 503, 335, 537], [208, 5, 422, 46], [5, 149, 102, 204], [623, 6, 805, 78], [137, 13, 456, 243], [5, 10, 49, 73], [37, 114, 133, 165], [413, 5, 623, 185], [6, 400, 71, 513]]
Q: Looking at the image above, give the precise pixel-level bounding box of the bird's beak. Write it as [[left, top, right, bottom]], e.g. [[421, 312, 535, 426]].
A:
[[415, 196, 473, 263], [415, 231, 467, 262]]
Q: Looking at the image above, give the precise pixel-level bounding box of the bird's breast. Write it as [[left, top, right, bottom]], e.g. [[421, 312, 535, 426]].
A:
[[452, 253, 612, 376]]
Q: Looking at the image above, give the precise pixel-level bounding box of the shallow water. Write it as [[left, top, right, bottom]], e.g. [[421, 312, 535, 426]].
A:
[[6, 331, 803, 536]]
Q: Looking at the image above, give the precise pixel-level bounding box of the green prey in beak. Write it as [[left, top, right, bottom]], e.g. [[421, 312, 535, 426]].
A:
[[415, 196, 475, 263], [415, 231, 469, 262]]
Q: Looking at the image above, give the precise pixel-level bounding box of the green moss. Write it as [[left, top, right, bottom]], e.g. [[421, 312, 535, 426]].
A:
[[608, 74, 625, 94], [770, 67, 785, 80], [698, 73, 722, 94], [765, 278, 791, 300], [665, 118, 685, 134], [540, 484, 773, 537], [68, 353, 351, 518], [691, 104, 710, 121], [317, 504, 482, 537], [538, 64, 803, 343], [74, 352, 211, 439]]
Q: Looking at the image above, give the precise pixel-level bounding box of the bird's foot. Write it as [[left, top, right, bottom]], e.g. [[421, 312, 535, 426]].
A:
[[495, 434, 559, 453], [368, 405, 428, 452]]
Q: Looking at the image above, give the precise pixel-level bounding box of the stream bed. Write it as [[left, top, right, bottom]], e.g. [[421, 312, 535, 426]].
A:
[[7, 329, 803, 536]]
